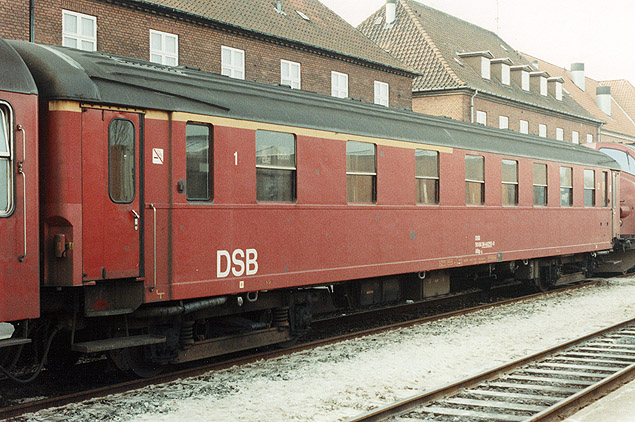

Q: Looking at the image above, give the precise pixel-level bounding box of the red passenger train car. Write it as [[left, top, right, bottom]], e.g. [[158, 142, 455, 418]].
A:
[[0, 39, 623, 378]]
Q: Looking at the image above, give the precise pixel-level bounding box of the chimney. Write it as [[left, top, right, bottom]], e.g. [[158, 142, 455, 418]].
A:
[[386, 0, 397, 26], [596, 86, 612, 116], [571, 63, 585, 91]]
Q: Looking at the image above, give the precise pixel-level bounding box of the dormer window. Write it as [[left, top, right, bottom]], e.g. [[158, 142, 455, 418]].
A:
[[457, 51, 494, 80], [511, 65, 532, 91], [530, 72, 549, 96], [491, 58, 513, 86], [548, 77, 565, 101]]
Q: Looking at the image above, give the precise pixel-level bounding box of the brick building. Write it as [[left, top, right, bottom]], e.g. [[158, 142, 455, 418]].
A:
[[522, 54, 635, 145], [602, 80, 635, 128], [0, 0, 416, 109], [358, 0, 603, 144]]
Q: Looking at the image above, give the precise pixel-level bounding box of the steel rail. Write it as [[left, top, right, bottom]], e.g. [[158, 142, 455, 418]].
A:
[[0, 280, 603, 419], [345, 316, 635, 422]]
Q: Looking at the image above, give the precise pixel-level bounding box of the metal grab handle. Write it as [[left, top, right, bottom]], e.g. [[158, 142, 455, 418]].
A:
[[131, 209, 140, 231], [17, 124, 26, 262], [150, 204, 157, 290]]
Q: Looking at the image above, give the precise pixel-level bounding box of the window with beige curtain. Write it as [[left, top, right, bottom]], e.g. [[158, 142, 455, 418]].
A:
[[347, 141, 376, 203], [415, 149, 438, 204], [465, 155, 484, 205]]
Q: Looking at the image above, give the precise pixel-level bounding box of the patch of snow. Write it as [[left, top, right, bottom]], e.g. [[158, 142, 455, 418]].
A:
[[20, 277, 635, 422]]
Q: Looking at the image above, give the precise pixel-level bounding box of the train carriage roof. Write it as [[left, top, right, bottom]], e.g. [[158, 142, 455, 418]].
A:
[[0, 39, 37, 95], [7, 40, 618, 170]]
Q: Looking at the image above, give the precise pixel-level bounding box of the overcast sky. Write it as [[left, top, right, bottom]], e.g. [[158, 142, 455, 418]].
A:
[[320, 0, 635, 85]]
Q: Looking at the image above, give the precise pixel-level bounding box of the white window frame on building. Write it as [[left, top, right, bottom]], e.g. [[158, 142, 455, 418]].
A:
[[374, 81, 389, 107], [522, 71, 530, 91], [150, 30, 178, 66], [221, 46, 245, 80], [586, 134, 593, 144], [572, 131, 580, 144], [499, 116, 509, 129], [476, 111, 487, 125], [62, 10, 97, 51], [520, 120, 529, 134], [331, 71, 349, 98], [281, 59, 301, 89], [556, 128, 564, 141], [539, 124, 547, 138], [501, 63, 510, 85]]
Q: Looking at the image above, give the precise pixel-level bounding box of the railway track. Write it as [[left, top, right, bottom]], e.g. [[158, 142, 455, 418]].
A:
[[0, 280, 602, 420], [346, 316, 635, 422]]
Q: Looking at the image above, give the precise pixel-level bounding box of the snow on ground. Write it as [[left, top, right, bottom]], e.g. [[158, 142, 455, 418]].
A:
[[20, 277, 635, 422]]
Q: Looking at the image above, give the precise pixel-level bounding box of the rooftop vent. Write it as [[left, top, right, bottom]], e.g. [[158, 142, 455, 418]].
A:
[[296, 10, 310, 21], [274, 0, 286, 15]]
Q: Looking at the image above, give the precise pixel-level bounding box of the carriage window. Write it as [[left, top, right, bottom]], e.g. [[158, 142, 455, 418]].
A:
[[256, 130, 296, 202], [602, 171, 609, 207], [108, 119, 135, 203], [584, 170, 595, 206], [533, 163, 547, 206], [347, 141, 376, 203], [599, 148, 631, 175], [502, 160, 518, 206], [415, 149, 439, 204], [465, 155, 484, 205], [186, 123, 212, 201], [0, 106, 11, 216], [560, 167, 573, 206]]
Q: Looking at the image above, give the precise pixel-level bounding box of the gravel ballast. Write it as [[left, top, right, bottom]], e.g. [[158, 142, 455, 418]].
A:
[[18, 277, 635, 422]]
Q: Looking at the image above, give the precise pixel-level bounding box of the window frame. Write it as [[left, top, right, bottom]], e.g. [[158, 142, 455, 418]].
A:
[[560, 166, 573, 207], [538, 124, 547, 138], [280, 59, 301, 89], [476, 111, 487, 125], [108, 118, 136, 204], [501, 159, 518, 206], [331, 71, 349, 98], [62, 10, 97, 51], [465, 155, 485, 205], [533, 163, 548, 207], [584, 169, 595, 207], [374, 81, 389, 107], [499, 116, 509, 129], [572, 131, 580, 144], [556, 128, 564, 141], [415, 149, 439, 205], [520, 120, 529, 134], [346, 141, 376, 204], [185, 122, 213, 202], [221, 46, 245, 80], [256, 130, 297, 203], [0, 101, 13, 217], [149, 29, 178, 66]]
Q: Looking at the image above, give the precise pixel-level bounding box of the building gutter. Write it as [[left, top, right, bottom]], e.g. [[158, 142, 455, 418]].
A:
[[29, 0, 35, 42]]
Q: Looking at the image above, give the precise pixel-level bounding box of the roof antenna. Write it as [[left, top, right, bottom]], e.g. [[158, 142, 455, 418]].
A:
[[496, 0, 500, 34]]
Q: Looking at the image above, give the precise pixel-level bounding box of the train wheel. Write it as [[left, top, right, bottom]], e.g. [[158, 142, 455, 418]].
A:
[[109, 345, 162, 378]]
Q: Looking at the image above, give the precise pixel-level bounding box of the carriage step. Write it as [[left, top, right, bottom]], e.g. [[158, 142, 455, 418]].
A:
[[0, 338, 31, 350], [71, 334, 166, 353]]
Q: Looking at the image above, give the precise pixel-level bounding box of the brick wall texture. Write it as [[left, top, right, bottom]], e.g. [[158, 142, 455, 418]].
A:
[[414, 93, 599, 144], [0, 0, 412, 109]]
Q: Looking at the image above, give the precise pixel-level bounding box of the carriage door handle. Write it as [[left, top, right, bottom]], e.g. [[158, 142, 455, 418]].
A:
[[131, 209, 140, 231]]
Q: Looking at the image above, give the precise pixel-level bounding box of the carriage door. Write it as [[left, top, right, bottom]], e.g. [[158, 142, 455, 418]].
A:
[[82, 109, 142, 281]]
